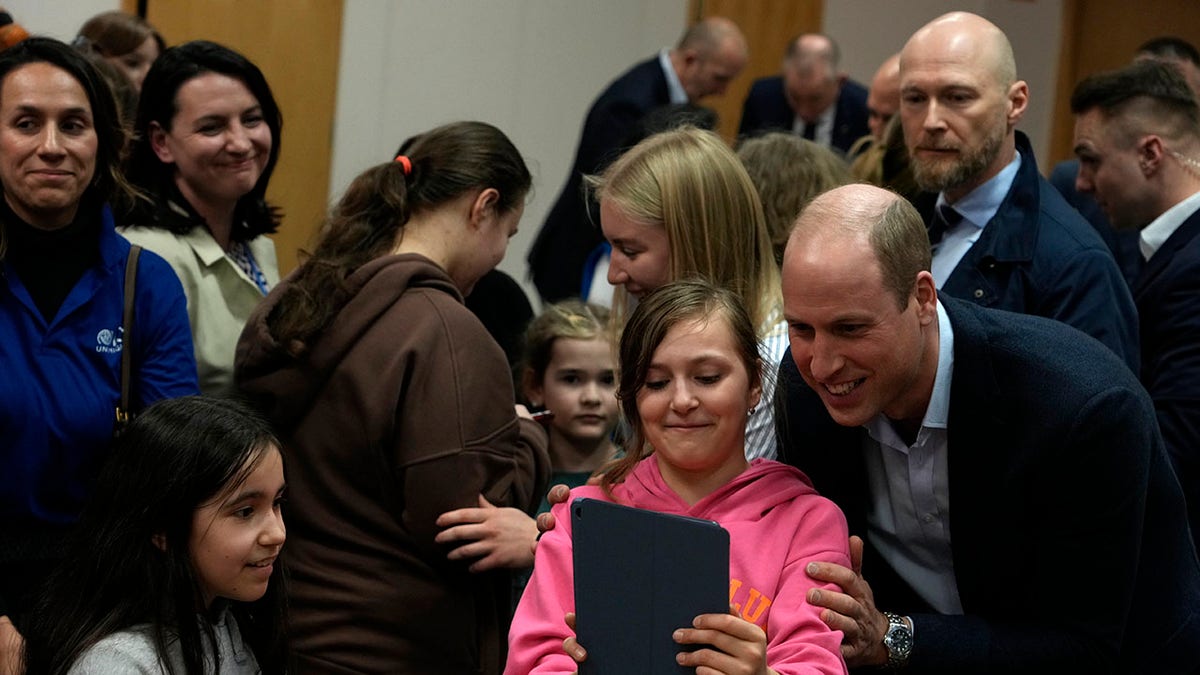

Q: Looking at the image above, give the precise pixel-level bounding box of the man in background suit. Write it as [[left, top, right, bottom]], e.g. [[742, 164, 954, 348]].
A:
[[527, 17, 747, 303], [779, 183, 1200, 673], [1051, 36, 1200, 285], [1072, 58, 1200, 556], [738, 33, 868, 155], [899, 11, 1139, 372]]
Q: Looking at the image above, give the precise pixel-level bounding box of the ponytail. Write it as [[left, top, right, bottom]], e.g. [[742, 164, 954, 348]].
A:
[[266, 121, 530, 356]]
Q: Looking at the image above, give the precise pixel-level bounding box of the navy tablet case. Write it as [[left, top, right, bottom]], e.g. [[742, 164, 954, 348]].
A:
[[572, 497, 730, 674]]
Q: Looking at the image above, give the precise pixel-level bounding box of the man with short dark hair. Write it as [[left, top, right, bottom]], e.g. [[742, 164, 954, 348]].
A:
[[1051, 36, 1200, 284], [739, 33, 868, 154], [528, 18, 748, 303], [779, 182, 1200, 673], [898, 11, 1139, 372], [1072, 58, 1200, 555]]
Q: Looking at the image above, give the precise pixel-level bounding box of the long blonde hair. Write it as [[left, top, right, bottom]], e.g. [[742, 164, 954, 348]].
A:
[[588, 127, 780, 334]]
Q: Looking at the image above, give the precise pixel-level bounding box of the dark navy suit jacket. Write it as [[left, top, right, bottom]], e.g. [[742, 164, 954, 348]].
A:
[[737, 75, 868, 155], [776, 296, 1200, 674], [1048, 158, 1143, 284], [921, 132, 1140, 374], [527, 57, 669, 302], [1133, 204, 1200, 555]]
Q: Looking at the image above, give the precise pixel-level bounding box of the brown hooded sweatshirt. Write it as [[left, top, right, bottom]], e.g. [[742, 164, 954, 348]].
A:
[[235, 253, 550, 674]]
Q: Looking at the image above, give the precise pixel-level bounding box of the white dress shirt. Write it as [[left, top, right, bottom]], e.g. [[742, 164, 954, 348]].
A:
[[1140, 189, 1200, 261]]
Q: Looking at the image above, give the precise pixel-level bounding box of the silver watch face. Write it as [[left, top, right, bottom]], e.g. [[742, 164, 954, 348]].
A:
[[883, 615, 913, 666]]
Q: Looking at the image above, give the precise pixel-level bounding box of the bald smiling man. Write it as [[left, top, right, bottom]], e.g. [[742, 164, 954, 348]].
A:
[[778, 183, 1200, 674]]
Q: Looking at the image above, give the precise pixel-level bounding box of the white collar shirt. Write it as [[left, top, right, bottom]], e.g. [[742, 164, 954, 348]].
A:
[[659, 49, 689, 105], [863, 301, 963, 614], [792, 102, 836, 148], [1140, 189, 1200, 261]]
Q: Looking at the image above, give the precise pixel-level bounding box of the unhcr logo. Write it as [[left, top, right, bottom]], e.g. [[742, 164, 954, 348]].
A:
[[96, 327, 124, 354]]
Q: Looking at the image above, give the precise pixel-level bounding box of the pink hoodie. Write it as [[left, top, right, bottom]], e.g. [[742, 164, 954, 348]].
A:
[[506, 457, 850, 675]]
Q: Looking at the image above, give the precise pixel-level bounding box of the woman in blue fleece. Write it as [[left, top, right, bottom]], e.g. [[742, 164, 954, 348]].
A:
[[0, 37, 197, 661]]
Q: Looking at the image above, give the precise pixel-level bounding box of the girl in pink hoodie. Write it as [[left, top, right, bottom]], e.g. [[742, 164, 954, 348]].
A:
[[506, 280, 850, 675]]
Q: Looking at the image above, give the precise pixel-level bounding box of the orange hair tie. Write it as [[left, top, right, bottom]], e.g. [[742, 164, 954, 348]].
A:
[[394, 155, 412, 176]]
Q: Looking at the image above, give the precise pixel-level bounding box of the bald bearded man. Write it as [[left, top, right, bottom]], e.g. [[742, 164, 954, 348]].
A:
[[899, 12, 1139, 372]]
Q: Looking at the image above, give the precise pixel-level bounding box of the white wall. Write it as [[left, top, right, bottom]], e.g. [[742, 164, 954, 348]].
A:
[[331, 0, 689, 307], [823, 0, 1064, 161], [3, 0, 118, 41]]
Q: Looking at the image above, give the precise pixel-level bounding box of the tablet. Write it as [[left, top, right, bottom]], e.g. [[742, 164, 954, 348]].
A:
[[571, 497, 730, 674]]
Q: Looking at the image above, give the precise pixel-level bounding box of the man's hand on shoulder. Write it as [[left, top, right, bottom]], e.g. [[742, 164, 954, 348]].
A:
[[806, 535, 892, 667]]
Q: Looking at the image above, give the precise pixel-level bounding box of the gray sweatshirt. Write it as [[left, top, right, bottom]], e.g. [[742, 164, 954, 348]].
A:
[[67, 605, 259, 674]]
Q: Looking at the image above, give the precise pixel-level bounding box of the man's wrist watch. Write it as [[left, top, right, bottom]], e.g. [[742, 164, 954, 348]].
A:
[[882, 611, 913, 669]]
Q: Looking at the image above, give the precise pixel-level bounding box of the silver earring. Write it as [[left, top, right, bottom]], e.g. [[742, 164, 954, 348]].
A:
[[748, 405, 757, 416]]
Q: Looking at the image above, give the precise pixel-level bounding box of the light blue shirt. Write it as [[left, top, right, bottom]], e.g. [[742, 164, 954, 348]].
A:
[[931, 151, 1023, 287], [863, 301, 963, 614], [659, 49, 688, 105]]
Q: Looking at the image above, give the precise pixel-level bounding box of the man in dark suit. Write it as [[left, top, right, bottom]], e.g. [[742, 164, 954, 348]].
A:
[[527, 18, 748, 303], [898, 11, 1139, 372], [738, 33, 868, 155], [1050, 36, 1200, 285], [778, 183, 1200, 673], [1072, 59, 1200, 556]]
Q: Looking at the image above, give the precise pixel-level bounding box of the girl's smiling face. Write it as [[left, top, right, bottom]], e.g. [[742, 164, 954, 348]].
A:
[[601, 198, 671, 298], [189, 445, 286, 609], [637, 316, 760, 499]]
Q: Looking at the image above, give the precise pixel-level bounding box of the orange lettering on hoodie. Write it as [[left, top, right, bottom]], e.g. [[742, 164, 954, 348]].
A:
[[729, 578, 773, 627]]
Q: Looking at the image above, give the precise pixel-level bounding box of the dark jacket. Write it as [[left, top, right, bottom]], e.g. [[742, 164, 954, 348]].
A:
[[528, 56, 669, 302], [236, 254, 550, 674], [777, 296, 1200, 674], [1132, 203, 1200, 556], [930, 131, 1140, 374], [737, 75, 869, 154]]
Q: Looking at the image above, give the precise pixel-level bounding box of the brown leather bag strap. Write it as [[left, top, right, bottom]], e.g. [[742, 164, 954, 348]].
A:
[[116, 245, 141, 427]]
